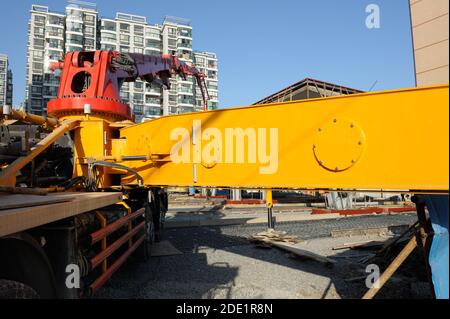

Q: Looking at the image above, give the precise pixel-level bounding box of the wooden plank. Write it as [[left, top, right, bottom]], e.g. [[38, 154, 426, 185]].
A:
[[0, 192, 122, 237], [0, 186, 49, 196], [332, 240, 387, 250], [0, 193, 74, 210], [270, 241, 336, 266]]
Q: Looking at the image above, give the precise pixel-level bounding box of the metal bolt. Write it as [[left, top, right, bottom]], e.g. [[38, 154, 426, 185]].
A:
[[333, 118, 337, 123], [350, 123, 354, 128], [358, 141, 362, 145], [318, 128, 322, 132], [335, 167, 339, 171], [351, 160, 355, 164], [319, 161, 323, 165]]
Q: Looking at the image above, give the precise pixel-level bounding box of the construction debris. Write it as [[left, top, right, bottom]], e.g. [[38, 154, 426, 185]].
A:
[[249, 229, 335, 267]]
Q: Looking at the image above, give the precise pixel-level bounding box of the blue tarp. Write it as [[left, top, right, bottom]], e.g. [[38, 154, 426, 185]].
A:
[[425, 195, 449, 299]]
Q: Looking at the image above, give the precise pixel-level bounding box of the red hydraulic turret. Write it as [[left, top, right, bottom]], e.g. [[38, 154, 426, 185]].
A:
[[47, 50, 209, 122]]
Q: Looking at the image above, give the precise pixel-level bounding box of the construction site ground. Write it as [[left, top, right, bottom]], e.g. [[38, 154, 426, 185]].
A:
[[96, 196, 432, 299]]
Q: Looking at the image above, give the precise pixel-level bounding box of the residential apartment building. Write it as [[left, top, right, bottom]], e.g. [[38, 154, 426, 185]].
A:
[[25, 2, 98, 114], [25, 2, 219, 122], [0, 54, 13, 107]]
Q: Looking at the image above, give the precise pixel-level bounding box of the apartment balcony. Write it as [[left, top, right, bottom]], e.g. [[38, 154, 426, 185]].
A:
[[178, 100, 194, 106], [145, 102, 161, 108], [45, 45, 64, 52], [177, 90, 193, 96], [46, 21, 64, 28], [145, 40, 161, 49], [145, 33, 161, 41], [46, 32, 64, 40], [177, 43, 192, 50], [178, 34, 192, 40], [101, 38, 117, 45], [145, 90, 161, 96]]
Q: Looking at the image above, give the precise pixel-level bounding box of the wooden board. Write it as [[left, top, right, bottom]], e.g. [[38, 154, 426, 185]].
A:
[[0, 193, 74, 210], [269, 241, 336, 266], [0, 192, 122, 237]]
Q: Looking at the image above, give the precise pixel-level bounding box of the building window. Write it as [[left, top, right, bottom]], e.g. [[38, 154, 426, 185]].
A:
[[33, 50, 44, 60], [34, 26, 45, 37], [168, 27, 176, 36], [47, 15, 63, 26], [120, 91, 129, 102], [134, 36, 144, 46], [133, 93, 144, 104], [47, 26, 64, 38], [134, 104, 143, 114], [178, 39, 192, 48], [195, 57, 205, 65], [34, 38, 45, 48], [102, 21, 116, 32], [208, 82, 218, 90], [101, 43, 116, 51], [48, 38, 63, 49], [145, 39, 160, 49], [84, 14, 96, 25], [66, 21, 83, 33], [145, 96, 160, 104], [66, 34, 83, 46], [120, 34, 130, 45], [178, 95, 193, 104], [84, 26, 95, 36], [134, 25, 144, 36], [32, 62, 43, 72], [32, 74, 43, 83], [31, 99, 42, 108], [34, 15, 46, 26], [208, 60, 217, 69], [43, 86, 58, 96], [120, 46, 130, 53], [66, 46, 82, 52], [144, 49, 159, 56], [146, 28, 160, 39], [44, 73, 60, 85], [102, 32, 116, 42], [31, 86, 42, 94], [168, 39, 177, 47], [66, 9, 83, 21], [208, 70, 217, 79], [178, 28, 192, 38], [120, 23, 130, 33]]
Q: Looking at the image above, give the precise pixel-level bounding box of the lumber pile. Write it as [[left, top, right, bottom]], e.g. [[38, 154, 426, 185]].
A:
[[249, 229, 300, 244]]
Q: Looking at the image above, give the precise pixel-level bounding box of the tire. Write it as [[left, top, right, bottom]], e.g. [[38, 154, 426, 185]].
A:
[[153, 193, 166, 243], [0, 279, 39, 299], [137, 202, 156, 261]]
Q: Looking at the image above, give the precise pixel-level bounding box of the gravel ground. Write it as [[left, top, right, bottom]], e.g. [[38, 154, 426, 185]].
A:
[[95, 213, 431, 299]]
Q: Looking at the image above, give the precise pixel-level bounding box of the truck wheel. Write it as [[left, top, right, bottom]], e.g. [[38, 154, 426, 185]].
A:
[[0, 279, 39, 299], [153, 191, 166, 243], [137, 203, 156, 261]]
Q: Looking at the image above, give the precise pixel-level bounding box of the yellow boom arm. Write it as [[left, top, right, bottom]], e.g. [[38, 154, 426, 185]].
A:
[[111, 85, 448, 194]]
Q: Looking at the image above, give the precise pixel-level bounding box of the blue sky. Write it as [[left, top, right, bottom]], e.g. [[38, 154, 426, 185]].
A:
[[0, 0, 416, 108]]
